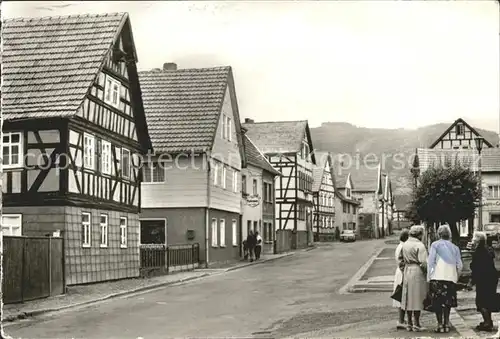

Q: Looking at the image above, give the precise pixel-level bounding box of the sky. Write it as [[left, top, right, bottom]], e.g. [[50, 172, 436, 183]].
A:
[[3, 1, 500, 131]]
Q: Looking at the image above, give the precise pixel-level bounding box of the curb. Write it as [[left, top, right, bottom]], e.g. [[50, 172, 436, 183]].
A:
[[339, 247, 385, 294], [2, 273, 211, 324], [450, 307, 477, 338], [225, 253, 294, 272]]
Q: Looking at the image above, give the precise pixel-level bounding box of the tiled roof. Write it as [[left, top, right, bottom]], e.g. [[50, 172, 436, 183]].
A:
[[312, 166, 324, 192], [346, 164, 381, 192], [2, 13, 127, 121], [244, 135, 281, 176], [138, 67, 230, 153], [335, 172, 349, 189], [394, 195, 411, 211], [417, 147, 500, 172], [242, 120, 308, 154]]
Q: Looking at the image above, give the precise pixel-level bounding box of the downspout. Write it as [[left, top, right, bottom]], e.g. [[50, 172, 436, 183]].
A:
[[205, 153, 211, 268]]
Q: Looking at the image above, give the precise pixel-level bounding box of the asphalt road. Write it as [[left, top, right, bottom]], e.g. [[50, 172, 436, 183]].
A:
[[6, 239, 394, 339]]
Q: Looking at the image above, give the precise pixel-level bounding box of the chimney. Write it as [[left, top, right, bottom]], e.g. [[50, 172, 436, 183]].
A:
[[163, 62, 177, 71], [244, 118, 254, 124]]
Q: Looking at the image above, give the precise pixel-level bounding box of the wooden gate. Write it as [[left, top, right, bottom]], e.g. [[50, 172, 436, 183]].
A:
[[2, 236, 65, 304]]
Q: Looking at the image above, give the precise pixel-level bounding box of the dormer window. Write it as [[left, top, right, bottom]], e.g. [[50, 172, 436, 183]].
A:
[[346, 188, 351, 198], [455, 123, 465, 136], [104, 75, 121, 108]]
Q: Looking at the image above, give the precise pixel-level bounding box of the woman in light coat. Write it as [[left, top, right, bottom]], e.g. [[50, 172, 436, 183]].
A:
[[427, 224, 463, 333], [393, 228, 410, 329], [399, 225, 428, 332]]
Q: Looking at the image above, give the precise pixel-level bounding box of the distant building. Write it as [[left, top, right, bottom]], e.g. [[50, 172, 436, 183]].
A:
[[311, 152, 336, 241], [393, 195, 412, 230]]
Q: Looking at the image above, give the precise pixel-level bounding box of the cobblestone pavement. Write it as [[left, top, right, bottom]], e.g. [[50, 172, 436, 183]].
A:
[[5, 238, 393, 339]]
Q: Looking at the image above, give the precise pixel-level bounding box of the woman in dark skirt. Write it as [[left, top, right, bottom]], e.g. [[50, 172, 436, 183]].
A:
[[427, 224, 463, 333], [469, 232, 499, 332]]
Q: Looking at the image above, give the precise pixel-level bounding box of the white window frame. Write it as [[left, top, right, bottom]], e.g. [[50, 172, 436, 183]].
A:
[[1, 214, 22, 236], [227, 116, 232, 141], [101, 140, 111, 175], [222, 114, 227, 139], [84, 133, 95, 170], [100, 214, 108, 248], [104, 75, 121, 108], [211, 218, 218, 247], [232, 170, 238, 193], [120, 217, 128, 248], [232, 219, 237, 246], [82, 212, 91, 248], [222, 166, 227, 189], [121, 148, 131, 179], [213, 162, 219, 185], [143, 161, 165, 183], [219, 219, 226, 247], [2, 132, 23, 169]]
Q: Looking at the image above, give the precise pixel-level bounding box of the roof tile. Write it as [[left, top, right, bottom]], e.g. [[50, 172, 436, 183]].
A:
[[244, 135, 281, 176], [242, 121, 308, 154]]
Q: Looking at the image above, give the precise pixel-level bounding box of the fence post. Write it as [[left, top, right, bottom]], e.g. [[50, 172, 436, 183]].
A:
[[48, 237, 52, 296], [166, 246, 169, 273]]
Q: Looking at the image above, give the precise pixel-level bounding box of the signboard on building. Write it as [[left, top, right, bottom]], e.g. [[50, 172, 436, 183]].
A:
[[245, 195, 260, 207]]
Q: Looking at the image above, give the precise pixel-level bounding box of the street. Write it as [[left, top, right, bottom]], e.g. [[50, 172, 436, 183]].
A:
[[6, 239, 395, 339]]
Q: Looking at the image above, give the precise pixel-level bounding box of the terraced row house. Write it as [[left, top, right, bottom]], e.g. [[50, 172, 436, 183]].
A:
[[414, 118, 499, 237]]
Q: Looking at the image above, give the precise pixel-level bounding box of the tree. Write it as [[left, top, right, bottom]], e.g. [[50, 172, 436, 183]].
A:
[[408, 156, 481, 244]]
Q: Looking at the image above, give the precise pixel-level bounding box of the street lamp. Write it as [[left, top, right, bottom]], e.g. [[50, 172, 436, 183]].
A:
[[474, 136, 484, 231]]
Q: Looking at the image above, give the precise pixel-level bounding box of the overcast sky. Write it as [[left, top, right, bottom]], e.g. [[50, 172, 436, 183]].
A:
[[3, 1, 499, 131]]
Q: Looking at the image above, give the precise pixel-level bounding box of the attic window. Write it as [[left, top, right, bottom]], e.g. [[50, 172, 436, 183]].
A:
[[104, 75, 121, 108], [455, 124, 465, 135], [346, 188, 351, 198]]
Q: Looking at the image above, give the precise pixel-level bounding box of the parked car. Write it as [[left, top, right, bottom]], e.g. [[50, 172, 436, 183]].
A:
[[340, 230, 356, 242]]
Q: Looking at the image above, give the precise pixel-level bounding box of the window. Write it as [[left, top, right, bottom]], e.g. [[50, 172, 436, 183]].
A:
[[122, 148, 131, 178], [227, 116, 232, 141], [219, 219, 226, 247], [232, 170, 238, 193], [1, 214, 22, 236], [253, 179, 258, 195], [143, 162, 165, 183], [222, 114, 227, 139], [82, 213, 91, 248], [211, 218, 218, 247], [100, 214, 108, 247], [488, 185, 500, 199], [242, 175, 247, 195], [2, 132, 22, 168], [84, 134, 95, 170], [120, 217, 128, 248], [104, 75, 121, 108], [343, 203, 346, 213], [346, 188, 351, 198], [101, 141, 111, 175], [232, 219, 237, 246], [222, 166, 227, 189], [348, 204, 351, 213], [213, 163, 219, 185], [455, 123, 465, 135]]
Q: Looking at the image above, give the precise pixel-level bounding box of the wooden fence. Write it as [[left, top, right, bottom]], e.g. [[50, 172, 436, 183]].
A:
[[3, 236, 65, 304]]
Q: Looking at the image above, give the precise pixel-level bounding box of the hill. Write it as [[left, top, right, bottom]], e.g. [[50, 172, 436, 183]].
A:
[[310, 122, 500, 195]]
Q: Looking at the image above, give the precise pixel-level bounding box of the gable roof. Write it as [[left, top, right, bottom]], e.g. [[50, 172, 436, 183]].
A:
[[319, 152, 359, 205], [242, 120, 316, 164], [417, 147, 500, 172], [244, 135, 281, 176], [139, 66, 231, 153], [429, 118, 494, 149], [2, 13, 129, 121], [312, 166, 324, 192]]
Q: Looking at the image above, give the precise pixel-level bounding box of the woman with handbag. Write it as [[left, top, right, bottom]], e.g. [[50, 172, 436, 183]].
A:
[[398, 225, 428, 332], [468, 231, 499, 332], [427, 224, 463, 333], [393, 228, 410, 329]]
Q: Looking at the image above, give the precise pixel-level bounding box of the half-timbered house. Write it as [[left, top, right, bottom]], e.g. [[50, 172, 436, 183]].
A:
[[430, 118, 494, 150], [311, 152, 336, 241], [334, 170, 361, 237], [241, 133, 282, 254], [138, 64, 246, 265], [2, 13, 152, 285], [243, 119, 316, 250]]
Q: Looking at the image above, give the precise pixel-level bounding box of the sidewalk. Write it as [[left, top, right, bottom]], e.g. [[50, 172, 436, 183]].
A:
[[2, 252, 293, 323]]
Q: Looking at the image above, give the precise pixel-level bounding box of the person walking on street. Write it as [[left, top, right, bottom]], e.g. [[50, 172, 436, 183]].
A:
[[399, 225, 428, 332], [468, 231, 500, 332], [394, 228, 410, 329], [255, 231, 263, 260], [427, 224, 463, 333], [246, 230, 256, 262]]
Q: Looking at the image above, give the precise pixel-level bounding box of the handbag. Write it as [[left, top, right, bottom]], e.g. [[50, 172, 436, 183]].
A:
[[423, 292, 434, 312], [391, 284, 403, 302]]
